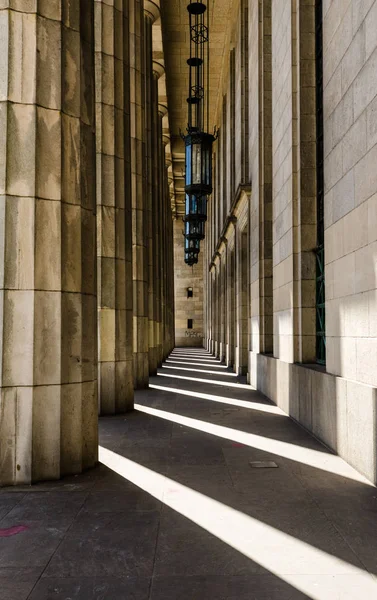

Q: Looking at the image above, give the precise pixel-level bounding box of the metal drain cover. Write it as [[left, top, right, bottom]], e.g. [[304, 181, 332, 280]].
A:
[[249, 461, 278, 468]]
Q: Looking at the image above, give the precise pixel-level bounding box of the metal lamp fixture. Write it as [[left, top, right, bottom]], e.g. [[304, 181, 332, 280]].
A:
[[185, 194, 207, 221], [183, 0, 216, 266], [185, 218, 205, 241], [185, 130, 215, 196], [184, 236, 200, 266]]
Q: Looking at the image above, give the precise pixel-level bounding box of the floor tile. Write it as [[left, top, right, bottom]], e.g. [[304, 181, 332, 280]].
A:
[[150, 574, 309, 599], [0, 568, 43, 599], [28, 577, 151, 600], [44, 512, 160, 578], [82, 489, 161, 514], [0, 493, 25, 520], [154, 507, 267, 577]]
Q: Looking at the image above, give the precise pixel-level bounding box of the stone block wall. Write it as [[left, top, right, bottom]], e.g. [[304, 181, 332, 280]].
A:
[[174, 219, 204, 347], [205, 0, 377, 485], [271, 0, 295, 364], [323, 0, 377, 388]]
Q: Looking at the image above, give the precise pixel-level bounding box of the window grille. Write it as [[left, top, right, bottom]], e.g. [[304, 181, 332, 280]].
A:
[[315, 0, 326, 365]]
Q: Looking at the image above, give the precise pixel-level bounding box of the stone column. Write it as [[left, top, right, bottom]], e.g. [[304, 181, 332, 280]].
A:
[[0, 2, 97, 485], [161, 119, 170, 359], [207, 260, 212, 352], [213, 261, 220, 357], [130, 0, 149, 388], [151, 73, 163, 365], [157, 105, 167, 361], [209, 268, 215, 354], [226, 238, 236, 367], [95, 0, 134, 414], [167, 209, 175, 353], [145, 14, 154, 375], [162, 172, 171, 358], [219, 250, 227, 362], [144, 5, 161, 375], [165, 142, 175, 355]]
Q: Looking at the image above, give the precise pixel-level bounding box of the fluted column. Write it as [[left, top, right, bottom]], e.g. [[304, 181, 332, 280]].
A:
[[159, 106, 168, 359], [0, 2, 97, 485], [95, 0, 134, 414], [151, 66, 163, 366], [214, 263, 220, 357], [130, 0, 149, 388], [209, 264, 217, 354], [167, 203, 175, 353], [164, 173, 175, 357], [219, 251, 227, 362], [145, 4, 160, 375], [155, 104, 166, 363]]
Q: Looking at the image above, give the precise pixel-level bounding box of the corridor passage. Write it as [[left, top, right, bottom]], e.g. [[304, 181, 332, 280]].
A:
[[1, 349, 377, 599]]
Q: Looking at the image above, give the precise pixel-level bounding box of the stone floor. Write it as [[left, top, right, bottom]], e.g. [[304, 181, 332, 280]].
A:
[[1, 348, 377, 599]]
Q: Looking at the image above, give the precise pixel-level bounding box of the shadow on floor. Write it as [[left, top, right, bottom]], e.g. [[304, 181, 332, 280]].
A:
[[1, 349, 377, 599]]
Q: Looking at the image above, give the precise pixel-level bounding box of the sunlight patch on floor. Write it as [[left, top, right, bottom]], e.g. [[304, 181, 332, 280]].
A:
[[166, 359, 228, 368], [171, 351, 212, 355], [170, 354, 221, 362], [170, 352, 218, 356], [99, 446, 377, 600], [158, 372, 254, 390], [161, 365, 238, 377], [134, 403, 373, 486], [149, 383, 285, 414]]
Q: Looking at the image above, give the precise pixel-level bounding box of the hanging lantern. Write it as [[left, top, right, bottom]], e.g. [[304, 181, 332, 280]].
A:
[[186, 1, 208, 132], [184, 236, 200, 265], [184, 238, 200, 265], [185, 219, 205, 241], [180, 0, 216, 265], [185, 250, 199, 266], [185, 131, 215, 196], [184, 236, 200, 255], [185, 194, 207, 221]]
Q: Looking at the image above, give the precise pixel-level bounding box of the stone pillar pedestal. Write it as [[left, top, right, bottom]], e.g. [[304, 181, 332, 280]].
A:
[[0, 2, 98, 485], [95, 0, 134, 415]]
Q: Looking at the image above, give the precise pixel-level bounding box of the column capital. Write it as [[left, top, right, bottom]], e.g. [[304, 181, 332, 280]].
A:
[[158, 103, 168, 117], [153, 60, 165, 79], [144, 0, 160, 23]]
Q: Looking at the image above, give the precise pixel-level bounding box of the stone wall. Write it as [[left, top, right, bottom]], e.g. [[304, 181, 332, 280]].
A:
[[323, 0, 377, 388], [205, 0, 377, 485], [174, 219, 204, 347]]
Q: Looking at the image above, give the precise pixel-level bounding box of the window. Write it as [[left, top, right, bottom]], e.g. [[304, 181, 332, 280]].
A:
[[187, 319, 193, 329], [187, 287, 193, 298], [315, 0, 325, 365]]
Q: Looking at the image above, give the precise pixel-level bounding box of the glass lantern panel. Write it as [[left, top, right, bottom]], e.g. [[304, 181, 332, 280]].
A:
[[185, 143, 192, 188], [192, 143, 202, 185], [204, 145, 211, 187]]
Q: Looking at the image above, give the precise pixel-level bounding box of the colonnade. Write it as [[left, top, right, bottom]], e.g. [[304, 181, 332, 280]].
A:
[[205, 195, 251, 377], [0, 0, 175, 486]]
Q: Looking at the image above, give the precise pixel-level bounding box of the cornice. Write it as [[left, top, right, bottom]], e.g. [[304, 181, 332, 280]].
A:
[[208, 182, 252, 269]]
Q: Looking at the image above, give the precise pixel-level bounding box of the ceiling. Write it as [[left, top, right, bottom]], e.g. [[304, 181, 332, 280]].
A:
[[160, 0, 234, 216]]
